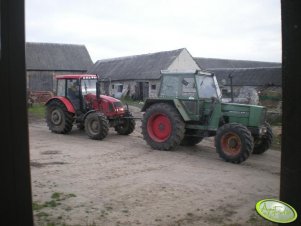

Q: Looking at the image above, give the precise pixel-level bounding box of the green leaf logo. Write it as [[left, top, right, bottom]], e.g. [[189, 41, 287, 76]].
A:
[[256, 199, 298, 223]]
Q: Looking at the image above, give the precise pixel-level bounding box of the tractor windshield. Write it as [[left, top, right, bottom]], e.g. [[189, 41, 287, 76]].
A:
[[81, 79, 97, 95], [195, 75, 221, 99]]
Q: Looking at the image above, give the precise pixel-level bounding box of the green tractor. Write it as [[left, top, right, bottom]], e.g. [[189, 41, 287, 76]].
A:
[[141, 70, 273, 164]]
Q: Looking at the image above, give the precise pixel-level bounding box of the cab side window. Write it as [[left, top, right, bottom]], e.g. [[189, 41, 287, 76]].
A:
[[57, 79, 65, 96], [181, 77, 196, 98], [67, 79, 79, 100]]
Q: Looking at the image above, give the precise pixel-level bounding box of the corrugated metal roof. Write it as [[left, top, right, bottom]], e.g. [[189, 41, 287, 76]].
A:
[[211, 67, 282, 86], [87, 48, 184, 81], [26, 42, 93, 71], [195, 57, 281, 69]]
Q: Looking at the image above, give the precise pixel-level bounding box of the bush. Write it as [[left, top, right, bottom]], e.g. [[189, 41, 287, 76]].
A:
[[266, 111, 282, 126]]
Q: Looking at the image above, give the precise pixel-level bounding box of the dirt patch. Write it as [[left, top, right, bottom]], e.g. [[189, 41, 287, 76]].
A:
[[41, 150, 62, 155], [29, 107, 280, 226], [31, 161, 67, 168]]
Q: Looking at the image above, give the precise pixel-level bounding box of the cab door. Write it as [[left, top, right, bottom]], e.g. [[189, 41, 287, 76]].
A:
[[178, 76, 199, 121], [66, 79, 81, 111]]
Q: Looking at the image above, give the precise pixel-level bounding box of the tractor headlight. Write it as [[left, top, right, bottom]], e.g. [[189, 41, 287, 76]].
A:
[[115, 107, 124, 112], [260, 127, 267, 135]]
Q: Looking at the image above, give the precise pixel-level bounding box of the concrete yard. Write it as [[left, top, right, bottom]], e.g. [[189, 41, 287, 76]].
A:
[[29, 109, 280, 226]]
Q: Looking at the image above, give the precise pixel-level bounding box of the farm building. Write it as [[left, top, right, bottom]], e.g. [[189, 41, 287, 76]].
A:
[[88, 48, 200, 100], [211, 67, 282, 104], [194, 57, 282, 105], [26, 42, 93, 92], [194, 57, 281, 69]]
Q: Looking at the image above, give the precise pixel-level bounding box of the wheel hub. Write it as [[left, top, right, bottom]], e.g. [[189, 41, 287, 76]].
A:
[[228, 138, 238, 148], [158, 123, 165, 131], [147, 113, 172, 142], [91, 120, 99, 131], [51, 109, 62, 125], [221, 132, 242, 156]]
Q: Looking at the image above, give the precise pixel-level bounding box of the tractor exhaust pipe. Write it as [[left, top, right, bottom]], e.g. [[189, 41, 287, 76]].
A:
[[228, 73, 234, 103], [96, 74, 100, 102]]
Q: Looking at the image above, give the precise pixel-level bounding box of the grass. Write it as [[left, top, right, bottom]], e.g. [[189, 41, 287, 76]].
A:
[[32, 199, 60, 211], [28, 103, 46, 119], [120, 97, 144, 109], [33, 192, 76, 211], [33, 192, 78, 225]]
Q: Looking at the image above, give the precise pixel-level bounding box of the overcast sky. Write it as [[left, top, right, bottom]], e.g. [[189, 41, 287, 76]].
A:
[[25, 0, 281, 63]]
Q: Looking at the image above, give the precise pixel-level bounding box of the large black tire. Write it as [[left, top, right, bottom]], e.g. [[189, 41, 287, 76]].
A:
[[253, 123, 273, 154], [46, 100, 73, 134], [215, 123, 253, 164], [85, 112, 109, 140], [142, 103, 185, 150], [115, 118, 136, 135], [180, 136, 203, 146]]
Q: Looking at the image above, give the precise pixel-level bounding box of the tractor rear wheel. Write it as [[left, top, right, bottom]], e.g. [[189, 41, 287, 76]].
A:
[[115, 118, 136, 135], [85, 112, 109, 140], [142, 103, 185, 150], [215, 123, 253, 164], [180, 136, 203, 146], [253, 123, 273, 154], [46, 100, 73, 134]]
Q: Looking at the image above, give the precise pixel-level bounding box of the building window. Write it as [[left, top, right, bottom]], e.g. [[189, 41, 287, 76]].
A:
[[151, 84, 156, 90], [117, 84, 123, 92], [112, 85, 114, 89]]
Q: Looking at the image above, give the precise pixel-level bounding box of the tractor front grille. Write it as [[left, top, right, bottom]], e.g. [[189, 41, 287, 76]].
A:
[[261, 108, 267, 124]]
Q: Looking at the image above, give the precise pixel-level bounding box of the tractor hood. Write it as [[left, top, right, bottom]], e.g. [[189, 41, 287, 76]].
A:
[[100, 95, 120, 103], [221, 102, 267, 127], [221, 102, 265, 109]]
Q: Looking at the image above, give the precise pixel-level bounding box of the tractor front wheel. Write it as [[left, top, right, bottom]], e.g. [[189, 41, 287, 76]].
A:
[[253, 123, 273, 154], [115, 118, 136, 135], [46, 100, 73, 134], [215, 123, 253, 164], [142, 103, 185, 150], [85, 112, 109, 140]]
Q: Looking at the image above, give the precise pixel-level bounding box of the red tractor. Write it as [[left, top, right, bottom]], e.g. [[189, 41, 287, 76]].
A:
[[45, 74, 135, 140]]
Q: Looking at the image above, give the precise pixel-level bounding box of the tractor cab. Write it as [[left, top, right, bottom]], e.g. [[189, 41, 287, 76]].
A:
[[159, 70, 221, 100], [155, 70, 222, 122], [54, 74, 125, 116], [56, 74, 98, 113]]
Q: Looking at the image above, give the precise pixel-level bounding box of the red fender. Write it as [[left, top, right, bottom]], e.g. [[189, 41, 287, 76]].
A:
[[45, 96, 75, 114]]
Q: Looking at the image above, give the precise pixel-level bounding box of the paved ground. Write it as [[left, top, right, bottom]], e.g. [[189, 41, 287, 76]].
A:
[[29, 109, 280, 226]]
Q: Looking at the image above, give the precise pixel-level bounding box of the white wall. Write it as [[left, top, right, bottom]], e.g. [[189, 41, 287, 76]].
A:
[[107, 49, 200, 99], [168, 49, 200, 71], [108, 81, 137, 98], [149, 81, 160, 98]]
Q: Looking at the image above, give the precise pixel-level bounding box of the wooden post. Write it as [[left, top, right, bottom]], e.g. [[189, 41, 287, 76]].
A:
[[280, 1, 301, 225], [0, 0, 33, 225]]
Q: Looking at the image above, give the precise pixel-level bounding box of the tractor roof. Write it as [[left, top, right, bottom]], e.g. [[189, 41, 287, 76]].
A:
[[56, 74, 97, 80]]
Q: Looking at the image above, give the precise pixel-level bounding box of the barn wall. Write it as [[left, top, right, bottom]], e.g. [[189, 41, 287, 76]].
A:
[[168, 49, 200, 71], [27, 70, 86, 92], [149, 80, 160, 98], [107, 80, 161, 100], [27, 71, 54, 91]]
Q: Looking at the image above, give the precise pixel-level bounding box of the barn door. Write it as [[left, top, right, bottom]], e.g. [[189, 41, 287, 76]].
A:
[[143, 82, 149, 100]]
